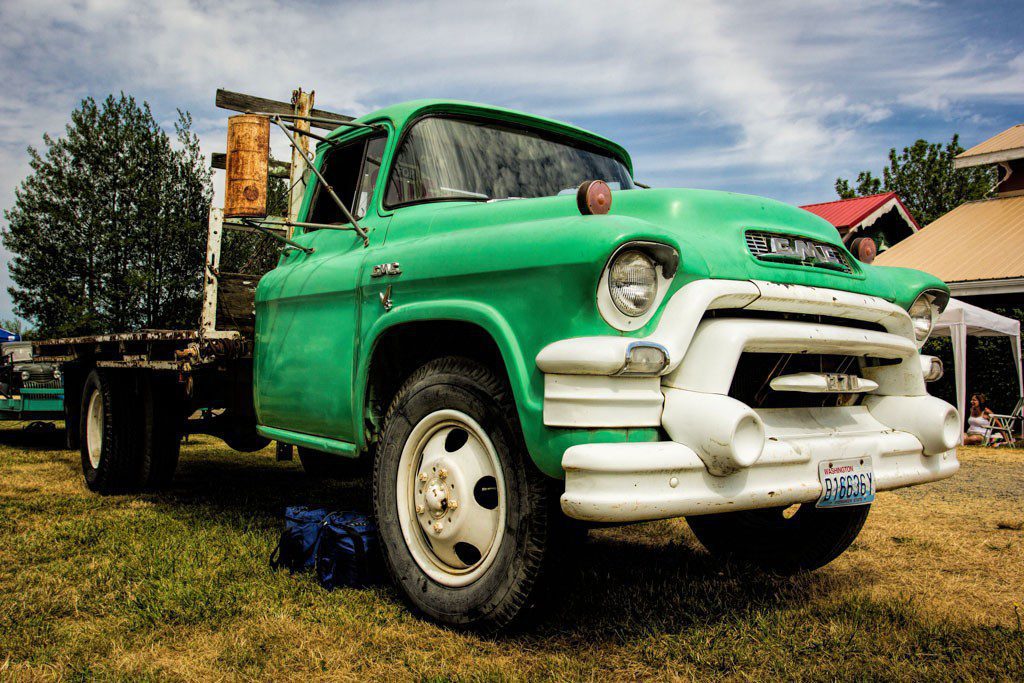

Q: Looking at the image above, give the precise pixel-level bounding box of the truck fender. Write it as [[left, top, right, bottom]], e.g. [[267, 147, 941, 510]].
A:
[[355, 299, 541, 442]]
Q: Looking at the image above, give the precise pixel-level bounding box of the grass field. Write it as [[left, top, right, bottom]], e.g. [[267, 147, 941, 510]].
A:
[[1, 425, 1023, 681]]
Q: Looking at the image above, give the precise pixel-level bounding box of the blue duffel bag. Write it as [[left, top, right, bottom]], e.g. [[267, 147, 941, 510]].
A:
[[315, 511, 380, 590], [269, 506, 332, 573]]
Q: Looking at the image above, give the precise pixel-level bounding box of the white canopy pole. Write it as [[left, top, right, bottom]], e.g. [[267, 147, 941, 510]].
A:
[[1015, 335, 1023, 399], [930, 298, 1022, 442], [950, 321, 968, 443]]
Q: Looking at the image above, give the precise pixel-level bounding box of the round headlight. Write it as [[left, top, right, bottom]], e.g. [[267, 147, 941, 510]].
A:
[[608, 250, 657, 317], [908, 291, 941, 344]]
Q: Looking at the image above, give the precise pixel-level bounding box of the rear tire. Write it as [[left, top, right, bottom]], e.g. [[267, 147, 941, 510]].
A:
[[138, 374, 183, 490], [297, 447, 366, 479], [80, 370, 142, 495], [687, 503, 870, 574], [372, 356, 554, 631]]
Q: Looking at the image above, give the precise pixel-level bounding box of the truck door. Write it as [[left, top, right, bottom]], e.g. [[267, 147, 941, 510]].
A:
[[254, 133, 389, 443]]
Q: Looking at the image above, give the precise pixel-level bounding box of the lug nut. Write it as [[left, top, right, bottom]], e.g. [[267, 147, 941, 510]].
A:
[[448, 499, 459, 510], [438, 468, 448, 480], [432, 522, 443, 533], [419, 472, 428, 482], [416, 504, 425, 514]]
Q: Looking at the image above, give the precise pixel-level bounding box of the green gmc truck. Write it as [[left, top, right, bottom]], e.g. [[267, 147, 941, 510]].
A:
[[36, 95, 960, 630]]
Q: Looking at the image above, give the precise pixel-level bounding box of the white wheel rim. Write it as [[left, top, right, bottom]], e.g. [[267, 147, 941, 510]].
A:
[[86, 388, 104, 469], [396, 409, 507, 588]]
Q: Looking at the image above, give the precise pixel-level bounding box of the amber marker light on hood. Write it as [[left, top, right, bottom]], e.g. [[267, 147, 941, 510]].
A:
[[850, 236, 877, 264], [577, 180, 611, 215]]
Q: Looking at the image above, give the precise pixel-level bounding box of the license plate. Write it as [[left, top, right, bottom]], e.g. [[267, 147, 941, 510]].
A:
[[816, 457, 875, 508]]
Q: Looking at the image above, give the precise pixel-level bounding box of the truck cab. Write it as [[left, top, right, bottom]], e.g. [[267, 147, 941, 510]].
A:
[[250, 100, 959, 629]]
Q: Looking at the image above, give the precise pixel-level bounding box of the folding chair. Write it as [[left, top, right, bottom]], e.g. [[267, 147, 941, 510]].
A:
[[984, 397, 1024, 447]]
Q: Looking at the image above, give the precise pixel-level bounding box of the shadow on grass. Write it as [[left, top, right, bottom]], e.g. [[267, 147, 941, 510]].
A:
[[114, 441, 847, 643], [5, 427, 852, 644], [0, 421, 67, 451], [537, 538, 844, 641]]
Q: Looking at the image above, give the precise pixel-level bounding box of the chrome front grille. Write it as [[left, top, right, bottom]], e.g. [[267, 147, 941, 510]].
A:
[[745, 231, 770, 255], [745, 230, 853, 274]]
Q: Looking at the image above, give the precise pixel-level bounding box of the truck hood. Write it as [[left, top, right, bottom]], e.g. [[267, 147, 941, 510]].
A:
[[414, 187, 945, 309]]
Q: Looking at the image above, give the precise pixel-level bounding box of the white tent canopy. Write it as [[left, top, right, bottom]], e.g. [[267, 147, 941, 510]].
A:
[[932, 297, 1022, 431]]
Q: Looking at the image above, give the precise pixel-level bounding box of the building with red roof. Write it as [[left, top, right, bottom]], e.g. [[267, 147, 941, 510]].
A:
[[800, 192, 920, 262], [877, 123, 1024, 302]]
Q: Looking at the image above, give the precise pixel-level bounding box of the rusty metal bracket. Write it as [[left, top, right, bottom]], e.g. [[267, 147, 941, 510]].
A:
[[245, 111, 376, 130], [224, 219, 315, 254], [270, 116, 370, 247]]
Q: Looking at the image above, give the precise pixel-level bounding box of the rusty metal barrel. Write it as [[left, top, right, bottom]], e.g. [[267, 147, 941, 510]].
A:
[[224, 114, 270, 218]]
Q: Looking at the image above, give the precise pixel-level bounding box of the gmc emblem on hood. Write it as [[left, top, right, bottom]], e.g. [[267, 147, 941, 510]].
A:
[[745, 231, 852, 273]]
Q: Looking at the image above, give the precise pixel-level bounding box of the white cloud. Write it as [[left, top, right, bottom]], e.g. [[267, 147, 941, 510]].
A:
[[0, 0, 1021, 320]]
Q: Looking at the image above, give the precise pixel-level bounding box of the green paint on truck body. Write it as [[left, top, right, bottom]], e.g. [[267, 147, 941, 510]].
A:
[[0, 388, 65, 421], [253, 99, 947, 478]]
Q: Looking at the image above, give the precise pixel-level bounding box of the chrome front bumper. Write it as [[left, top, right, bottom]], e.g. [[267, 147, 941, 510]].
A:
[[537, 279, 960, 523]]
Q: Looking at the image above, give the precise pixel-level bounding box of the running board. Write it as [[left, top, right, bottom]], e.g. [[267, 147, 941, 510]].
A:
[[256, 425, 359, 458]]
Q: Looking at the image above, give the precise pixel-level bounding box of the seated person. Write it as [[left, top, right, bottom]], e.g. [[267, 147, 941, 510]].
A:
[[964, 393, 1002, 445]]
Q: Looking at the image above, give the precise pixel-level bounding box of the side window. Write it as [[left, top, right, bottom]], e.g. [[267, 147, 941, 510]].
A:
[[356, 137, 386, 220], [307, 134, 386, 225]]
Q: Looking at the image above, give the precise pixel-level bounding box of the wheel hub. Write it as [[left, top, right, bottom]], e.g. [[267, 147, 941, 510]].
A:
[[423, 477, 451, 519], [396, 410, 507, 587], [414, 458, 465, 535]]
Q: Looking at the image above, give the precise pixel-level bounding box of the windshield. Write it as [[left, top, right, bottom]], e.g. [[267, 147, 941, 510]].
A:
[[384, 116, 635, 207]]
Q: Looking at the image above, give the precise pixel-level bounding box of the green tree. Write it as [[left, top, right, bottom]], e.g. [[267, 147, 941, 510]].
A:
[[836, 135, 995, 226], [2, 94, 212, 336], [267, 166, 289, 216], [218, 162, 289, 275], [0, 317, 33, 340]]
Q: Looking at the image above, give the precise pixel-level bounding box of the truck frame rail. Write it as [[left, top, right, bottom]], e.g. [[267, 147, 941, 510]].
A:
[[32, 329, 245, 370]]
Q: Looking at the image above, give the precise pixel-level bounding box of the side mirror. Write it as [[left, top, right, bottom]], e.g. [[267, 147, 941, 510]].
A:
[[224, 114, 270, 218]]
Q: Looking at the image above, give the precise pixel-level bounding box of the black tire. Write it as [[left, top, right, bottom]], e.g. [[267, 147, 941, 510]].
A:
[[372, 356, 554, 631], [138, 374, 183, 490], [64, 368, 81, 450], [79, 369, 142, 495], [687, 503, 870, 574], [221, 418, 271, 453], [297, 446, 367, 478]]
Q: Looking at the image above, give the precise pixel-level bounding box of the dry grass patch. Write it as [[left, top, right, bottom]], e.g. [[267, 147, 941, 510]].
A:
[[1, 426, 1023, 680]]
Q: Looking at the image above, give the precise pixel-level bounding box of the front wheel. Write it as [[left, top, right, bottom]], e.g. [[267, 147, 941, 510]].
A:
[[373, 357, 554, 631], [687, 502, 870, 574]]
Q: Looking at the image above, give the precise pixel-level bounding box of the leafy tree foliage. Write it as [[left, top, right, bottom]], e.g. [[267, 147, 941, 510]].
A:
[[219, 162, 289, 275], [835, 135, 995, 226], [267, 167, 289, 216], [0, 317, 32, 340], [839, 135, 1017, 421], [2, 94, 212, 336]]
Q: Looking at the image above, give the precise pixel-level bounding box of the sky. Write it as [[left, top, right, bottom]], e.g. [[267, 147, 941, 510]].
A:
[[0, 0, 1021, 323]]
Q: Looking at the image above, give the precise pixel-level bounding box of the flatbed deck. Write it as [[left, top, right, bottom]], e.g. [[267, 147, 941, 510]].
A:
[[32, 329, 245, 369]]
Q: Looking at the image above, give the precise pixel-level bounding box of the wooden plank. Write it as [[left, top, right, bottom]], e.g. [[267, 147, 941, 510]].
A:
[[215, 88, 353, 130], [212, 153, 291, 178], [288, 89, 314, 234], [216, 272, 261, 336], [201, 208, 224, 335]]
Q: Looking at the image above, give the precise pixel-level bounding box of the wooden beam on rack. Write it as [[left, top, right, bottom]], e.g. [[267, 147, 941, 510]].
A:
[[215, 88, 353, 130]]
